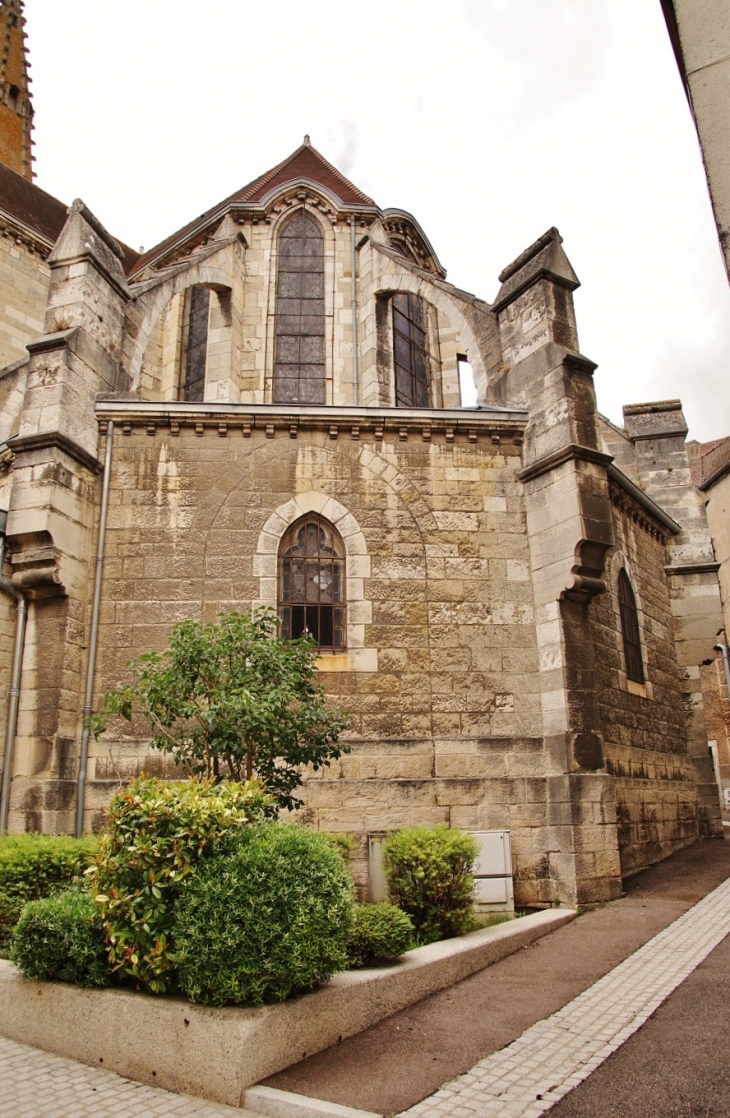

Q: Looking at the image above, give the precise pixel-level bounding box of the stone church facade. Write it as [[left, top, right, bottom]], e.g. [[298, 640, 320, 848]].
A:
[[0, 0, 727, 907]]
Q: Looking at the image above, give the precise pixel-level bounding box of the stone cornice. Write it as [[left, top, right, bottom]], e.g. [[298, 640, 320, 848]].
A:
[[517, 443, 612, 483], [664, 561, 721, 576], [0, 207, 53, 259], [7, 431, 102, 474], [94, 399, 528, 444]]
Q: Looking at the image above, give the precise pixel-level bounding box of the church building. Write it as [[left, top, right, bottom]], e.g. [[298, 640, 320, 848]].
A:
[[0, 0, 727, 907]]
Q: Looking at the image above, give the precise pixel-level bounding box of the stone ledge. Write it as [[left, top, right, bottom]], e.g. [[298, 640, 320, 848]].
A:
[[0, 908, 574, 1109]]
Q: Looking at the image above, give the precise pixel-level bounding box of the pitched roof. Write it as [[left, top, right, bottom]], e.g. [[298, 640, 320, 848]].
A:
[[131, 141, 375, 277], [0, 162, 140, 273], [0, 160, 67, 242], [690, 435, 730, 488], [235, 141, 375, 206]]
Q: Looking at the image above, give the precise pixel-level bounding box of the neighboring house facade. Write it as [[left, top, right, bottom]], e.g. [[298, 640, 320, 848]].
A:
[[0, 0, 726, 907], [689, 437, 730, 820], [661, 0, 730, 283]]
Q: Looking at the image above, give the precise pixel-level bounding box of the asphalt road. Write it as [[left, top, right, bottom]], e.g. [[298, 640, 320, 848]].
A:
[[264, 839, 730, 1115], [548, 931, 730, 1118]]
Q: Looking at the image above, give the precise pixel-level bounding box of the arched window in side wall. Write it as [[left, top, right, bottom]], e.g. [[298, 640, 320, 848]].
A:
[[392, 292, 429, 407], [181, 286, 210, 402], [278, 515, 346, 651], [618, 569, 645, 684], [274, 213, 326, 404]]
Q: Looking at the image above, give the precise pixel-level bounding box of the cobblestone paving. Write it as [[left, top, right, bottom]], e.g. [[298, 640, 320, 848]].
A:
[[402, 876, 730, 1118], [0, 1033, 246, 1118]]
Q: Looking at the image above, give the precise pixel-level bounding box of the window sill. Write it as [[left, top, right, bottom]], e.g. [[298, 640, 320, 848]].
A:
[[626, 678, 648, 698], [315, 649, 378, 673]]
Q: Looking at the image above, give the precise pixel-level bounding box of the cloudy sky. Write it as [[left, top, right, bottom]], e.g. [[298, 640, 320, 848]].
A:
[[25, 0, 730, 441]]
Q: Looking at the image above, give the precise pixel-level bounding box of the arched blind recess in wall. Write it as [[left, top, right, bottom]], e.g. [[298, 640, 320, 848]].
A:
[[618, 569, 645, 684], [392, 292, 429, 407], [278, 515, 346, 651], [274, 213, 326, 404]]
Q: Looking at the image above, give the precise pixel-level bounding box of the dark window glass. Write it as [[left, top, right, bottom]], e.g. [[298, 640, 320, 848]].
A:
[[618, 569, 645, 684], [278, 515, 345, 651], [392, 292, 429, 407], [182, 286, 209, 402], [274, 214, 326, 404]]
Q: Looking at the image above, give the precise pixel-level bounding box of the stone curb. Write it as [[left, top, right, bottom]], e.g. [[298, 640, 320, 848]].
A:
[[0, 908, 574, 1109], [243, 1085, 380, 1118]]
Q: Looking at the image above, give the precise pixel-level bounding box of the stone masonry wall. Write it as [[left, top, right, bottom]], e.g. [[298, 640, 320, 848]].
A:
[[84, 417, 559, 905], [0, 237, 48, 371], [591, 497, 700, 876]]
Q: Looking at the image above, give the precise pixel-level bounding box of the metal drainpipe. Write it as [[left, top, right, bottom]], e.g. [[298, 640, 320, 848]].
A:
[[350, 216, 359, 406], [75, 420, 114, 838], [0, 513, 28, 834]]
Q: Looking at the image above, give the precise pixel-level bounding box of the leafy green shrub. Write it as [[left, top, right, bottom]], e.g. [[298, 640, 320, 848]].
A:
[[322, 831, 356, 862], [88, 775, 270, 993], [174, 823, 354, 1006], [92, 609, 350, 811], [383, 825, 478, 944], [0, 833, 97, 954], [11, 890, 111, 988], [346, 903, 414, 967]]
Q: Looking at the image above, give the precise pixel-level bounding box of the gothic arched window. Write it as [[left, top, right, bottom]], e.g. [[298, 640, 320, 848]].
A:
[[278, 515, 345, 650], [618, 569, 645, 684], [274, 213, 325, 404], [181, 286, 210, 402], [392, 292, 429, 407]]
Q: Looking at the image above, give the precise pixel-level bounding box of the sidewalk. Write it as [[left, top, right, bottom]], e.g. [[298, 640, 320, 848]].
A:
[[0, 1033, 245, 1118]]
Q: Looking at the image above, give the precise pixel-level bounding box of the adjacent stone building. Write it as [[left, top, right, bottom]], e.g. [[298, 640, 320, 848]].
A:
[[0, 0, 726, 907]]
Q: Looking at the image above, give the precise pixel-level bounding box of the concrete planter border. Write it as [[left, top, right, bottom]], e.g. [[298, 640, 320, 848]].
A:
[[0, 908, 574, 1109]]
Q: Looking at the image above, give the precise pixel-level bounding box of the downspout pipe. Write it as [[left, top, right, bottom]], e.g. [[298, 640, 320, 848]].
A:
[[350, 216, 359, 406], [75, 420, 114, 838], [0, 511, 27, 834]]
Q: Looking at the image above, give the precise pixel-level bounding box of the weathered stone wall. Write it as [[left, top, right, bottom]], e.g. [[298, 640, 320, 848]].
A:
[[80, 414, 564, 905], [0, 238, 48, 371], [591, 497, 700, 875]]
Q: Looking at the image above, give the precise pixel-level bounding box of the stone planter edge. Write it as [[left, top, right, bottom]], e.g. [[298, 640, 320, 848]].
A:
[[0, 907, 575, 1108]]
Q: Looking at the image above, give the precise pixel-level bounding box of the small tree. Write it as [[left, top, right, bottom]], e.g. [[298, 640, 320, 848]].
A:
[[92, 609, 350, 811]]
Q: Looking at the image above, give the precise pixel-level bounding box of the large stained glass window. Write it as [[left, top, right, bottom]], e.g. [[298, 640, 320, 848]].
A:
[[278, 515, 346, 651], [392, 292, 430, 407], [274, 213, 326, 404]]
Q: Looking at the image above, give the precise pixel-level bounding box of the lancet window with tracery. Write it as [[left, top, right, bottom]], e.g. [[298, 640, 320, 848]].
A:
[[618, 569, 645, 684], [278, 515, 346, 651], [274, 213, 326, 404]]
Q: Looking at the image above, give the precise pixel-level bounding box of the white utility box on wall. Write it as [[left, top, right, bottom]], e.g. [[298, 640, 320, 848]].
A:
[[470, 830, 514, 913], [368, 829, 514, 914]]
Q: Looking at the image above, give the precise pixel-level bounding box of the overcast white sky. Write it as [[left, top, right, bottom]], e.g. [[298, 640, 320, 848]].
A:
[[25, 0, 730, 441]]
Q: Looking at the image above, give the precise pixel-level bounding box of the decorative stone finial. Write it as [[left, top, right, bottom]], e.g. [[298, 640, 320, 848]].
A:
[[303, 134, 311, 146]]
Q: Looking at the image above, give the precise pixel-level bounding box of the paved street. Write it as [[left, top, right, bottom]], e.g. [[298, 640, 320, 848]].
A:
[[547, 932, 730, 1117], [402, 873, 730, 1118]]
